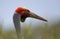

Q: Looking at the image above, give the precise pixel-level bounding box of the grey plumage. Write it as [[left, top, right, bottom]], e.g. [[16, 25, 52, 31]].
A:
[[13, 13, 21, 39]]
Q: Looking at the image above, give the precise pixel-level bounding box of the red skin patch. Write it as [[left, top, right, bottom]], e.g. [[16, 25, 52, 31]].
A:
[[15, 7, 30, 17], [15, 7, 23, 13]]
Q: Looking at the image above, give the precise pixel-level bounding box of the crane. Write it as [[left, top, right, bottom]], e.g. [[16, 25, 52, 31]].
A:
[[13, 7, 47, 39]]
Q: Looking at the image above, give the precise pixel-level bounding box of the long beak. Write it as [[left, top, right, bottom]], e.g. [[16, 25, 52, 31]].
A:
[[13, 13, 21, 39], [29, 12, 48, 22]]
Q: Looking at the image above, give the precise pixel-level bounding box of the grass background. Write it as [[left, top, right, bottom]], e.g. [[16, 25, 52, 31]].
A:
[[0, 20, 60, 39]]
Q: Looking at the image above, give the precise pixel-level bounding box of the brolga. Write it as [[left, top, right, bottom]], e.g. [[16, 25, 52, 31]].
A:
[[13, 7, 48, 39]]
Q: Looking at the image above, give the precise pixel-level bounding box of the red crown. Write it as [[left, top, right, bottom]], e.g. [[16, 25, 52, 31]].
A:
[[15, 7, 23, 13]]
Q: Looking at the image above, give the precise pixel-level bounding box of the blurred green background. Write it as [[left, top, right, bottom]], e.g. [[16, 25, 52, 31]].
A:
[[0, 20, 60, 39]]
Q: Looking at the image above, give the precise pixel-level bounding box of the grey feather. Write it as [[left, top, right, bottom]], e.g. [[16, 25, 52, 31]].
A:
[[13, 13, 21, 39]]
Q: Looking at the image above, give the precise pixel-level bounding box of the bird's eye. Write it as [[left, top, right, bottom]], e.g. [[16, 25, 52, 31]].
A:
[[25, 9, 30, 13], [26, 9, 30, 12], [21, 9, 30, 13]]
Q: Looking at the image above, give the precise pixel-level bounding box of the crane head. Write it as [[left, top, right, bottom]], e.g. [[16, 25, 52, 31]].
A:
[[15, 7, 48, 22]]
